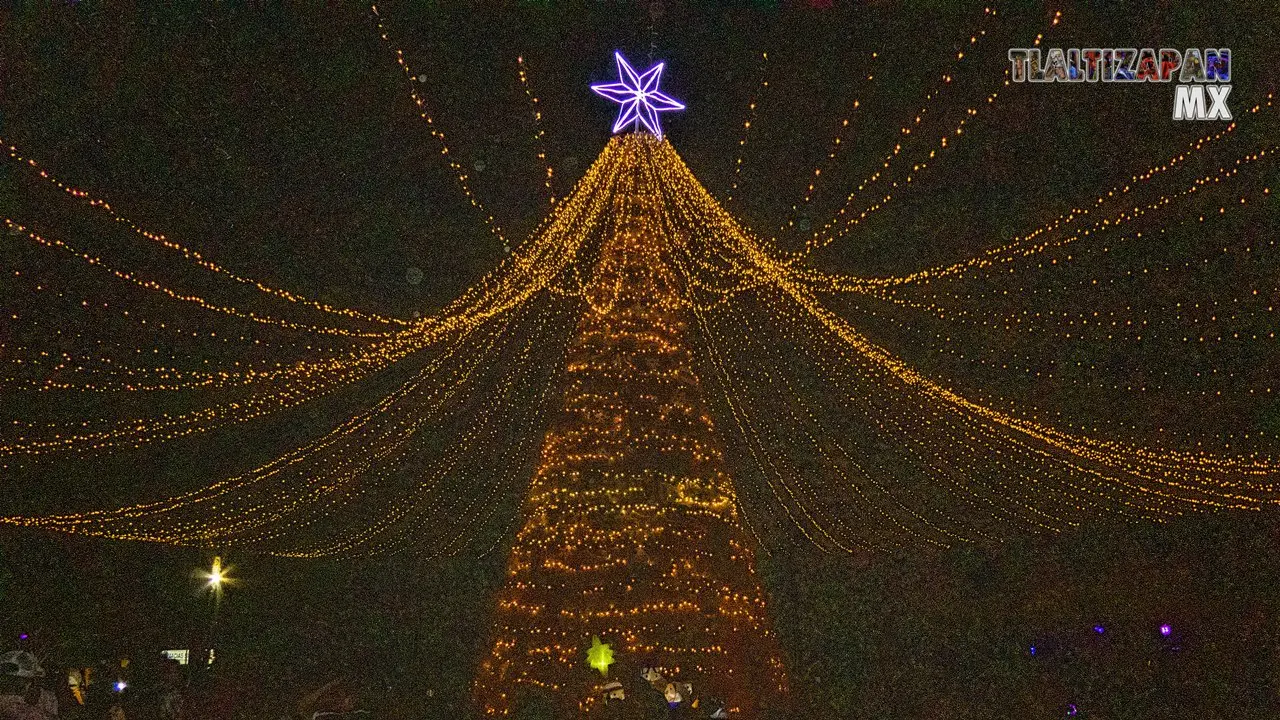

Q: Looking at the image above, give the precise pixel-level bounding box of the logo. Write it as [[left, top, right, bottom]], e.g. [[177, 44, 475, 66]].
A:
[[1008, 48, 1231, 121]]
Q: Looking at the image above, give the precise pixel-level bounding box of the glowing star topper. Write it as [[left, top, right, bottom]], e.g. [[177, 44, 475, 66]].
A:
[[591, 52, 685, 139], [587, 635, 615, 676]]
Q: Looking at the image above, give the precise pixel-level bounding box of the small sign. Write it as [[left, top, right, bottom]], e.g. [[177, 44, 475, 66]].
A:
[[161, 650, 189, 666]]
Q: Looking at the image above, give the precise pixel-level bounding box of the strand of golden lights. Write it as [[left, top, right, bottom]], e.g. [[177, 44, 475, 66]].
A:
[[3, 219, 395, 339], [852, 110, 1264, 278], [0, 299, 373, 393], [1, 140, 410, 328], [780, 48, 878, 232], [798, 202, 1278, 428], [3, 267, 355, 355], [410, 305, 572, 562], [369, 3, 510, 252], [0, 341, 416, 458], [1, 297, 405, 395], [797, 9, 1072, 255], [676, 113, 1270, 439], [816, 97, 1276, 266], [688, 250, 1049, 550], [782, 279, 1277, 449], [803, 140, 1277, 294], [701, 281, 1211, 548], [725, 50, 769, 204], [683, 293, 865, 554], [797, 6, 1010, 251], [0, 285, 474, 451], [516, 55, 558, 206], [829, 185, 1275, 360]]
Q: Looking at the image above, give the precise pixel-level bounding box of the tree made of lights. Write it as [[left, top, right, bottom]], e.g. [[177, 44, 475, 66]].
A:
[[473, 156, 787, 715], [2, 6, 1280, 717]]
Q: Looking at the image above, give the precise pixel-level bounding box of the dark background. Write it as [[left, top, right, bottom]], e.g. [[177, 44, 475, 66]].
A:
[[1, 1, 1278, 718]]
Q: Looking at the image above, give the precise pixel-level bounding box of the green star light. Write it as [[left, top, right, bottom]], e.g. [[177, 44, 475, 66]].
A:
[[587, 635, 615, 676]]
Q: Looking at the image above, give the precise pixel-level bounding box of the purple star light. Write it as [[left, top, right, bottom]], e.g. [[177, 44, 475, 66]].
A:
[[591, 52, 685, 139]]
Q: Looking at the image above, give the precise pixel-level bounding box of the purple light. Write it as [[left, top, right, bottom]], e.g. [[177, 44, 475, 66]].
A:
[[1160, 624, 1172, 636], [1093, 624, 1105, 634], [1029, 645, 1037, 656], [591, 52, 685, 139], [1067, 703, 1079, 716], [18, 633, 28, 641]]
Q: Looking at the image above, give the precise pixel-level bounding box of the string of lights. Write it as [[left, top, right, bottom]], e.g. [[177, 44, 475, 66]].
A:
[[2, 265, 355, 356], [3, 218, 397, 339], [725, 50, 769, 204], [516, 55, 558, 207], [1, 139, 411, 328], [810, 68, 1275, 264], [779, 48, 876, 233], [796, 6, 1008, 250], [369, 3, 511, 252], [820, 169, 1275, 344], [792, 119, 1276, 293]]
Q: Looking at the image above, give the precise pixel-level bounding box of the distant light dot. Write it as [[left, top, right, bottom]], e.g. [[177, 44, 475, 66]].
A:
[[114, 681, 127, 692], [18, 633, 28, 640], [1160, 624, 1172, 636], [1029, 645, 1037, 656], [417, 74, 427, 83], [1093, 624, 1105, 634], [1067, 703, 1079, 716]]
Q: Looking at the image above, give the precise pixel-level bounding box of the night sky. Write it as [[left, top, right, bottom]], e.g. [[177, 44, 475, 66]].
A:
[[2, 2, 1279, 718]]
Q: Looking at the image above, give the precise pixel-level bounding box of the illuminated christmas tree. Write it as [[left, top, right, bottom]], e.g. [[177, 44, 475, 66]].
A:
[[473, 134, 788, 716], [6, 27, 1279, 720]]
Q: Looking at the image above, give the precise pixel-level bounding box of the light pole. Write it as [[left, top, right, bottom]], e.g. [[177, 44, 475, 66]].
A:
[[200, 556, 232, 670], [205, 556, 226, 599]]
